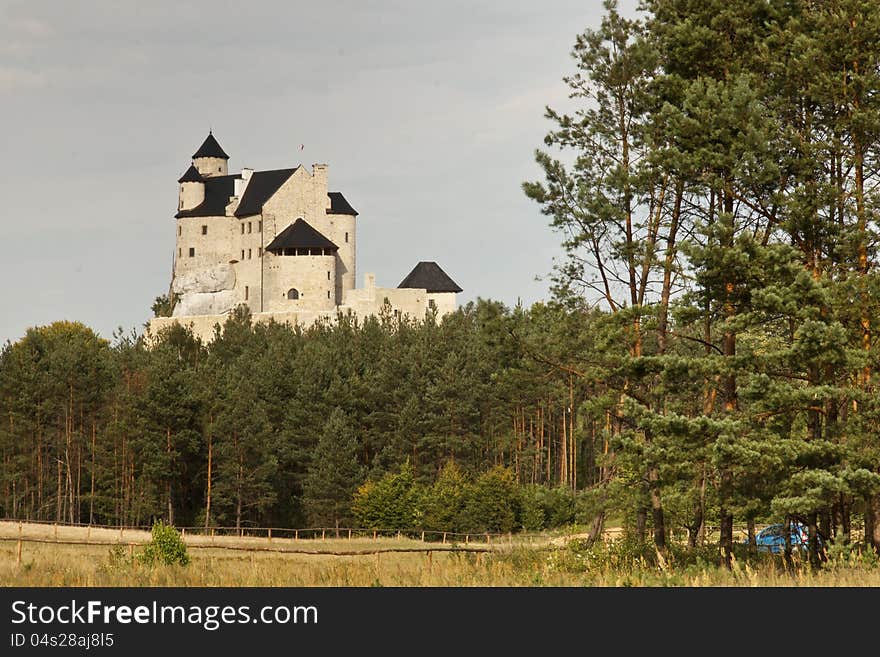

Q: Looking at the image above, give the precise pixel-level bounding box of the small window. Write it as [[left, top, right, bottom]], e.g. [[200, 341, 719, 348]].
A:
[[287, 288, 299, 300], [327, 271, 331, 280], [178, 248, 182, 257], [258, 220, 262, 232], [248, 222, 252, 234], [241, 224, 245, 235], [327, 290, 331, 299], [218, 166, 221, 172], [189, 247, 195, 257], [345, 232, 349, 243], [248, 248, 252, 259], [245, 286, 249, 301], [201, 225, 207, 235], [258, 247, 262, 257], [178, 225, 182, 236], [241, 250, 245, 260]]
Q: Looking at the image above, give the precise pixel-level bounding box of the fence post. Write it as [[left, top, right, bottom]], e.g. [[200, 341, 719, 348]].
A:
[[268, 528, 272, 544], [466, 534, 469, 545], [373, 530, 377, 540], [128, 543, 134, 559], [295, 529, 299, 541], [17, 539, 22, 565], [442, 532, 446, 544], [348, 529, 352, 541], [119, 527, 124, 541], [321, 529, 325, 541], [421, 531, 425, 542], [486, 532, 490, 544]]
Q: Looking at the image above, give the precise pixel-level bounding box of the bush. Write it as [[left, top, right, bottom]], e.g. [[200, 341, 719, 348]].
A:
[[520, 485, 576, 530], [352, 464, 423, 531], [421, 462, 470, 533], [461, 466, 518, 533], [139, 521, 190, 566]]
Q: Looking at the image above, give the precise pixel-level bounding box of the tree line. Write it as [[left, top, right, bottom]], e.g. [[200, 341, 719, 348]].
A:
[[0, 303, 602, 534]]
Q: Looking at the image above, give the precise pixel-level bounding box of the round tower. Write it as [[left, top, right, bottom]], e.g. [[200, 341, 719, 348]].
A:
[[192, 131, 229, 178], [177, 165, 205, 212]]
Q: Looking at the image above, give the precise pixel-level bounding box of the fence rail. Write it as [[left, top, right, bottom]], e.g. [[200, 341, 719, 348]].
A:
[[0, 518, 514, 545]]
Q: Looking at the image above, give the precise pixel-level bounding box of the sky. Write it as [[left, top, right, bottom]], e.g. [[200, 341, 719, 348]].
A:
[[0, 0, 641, 345]]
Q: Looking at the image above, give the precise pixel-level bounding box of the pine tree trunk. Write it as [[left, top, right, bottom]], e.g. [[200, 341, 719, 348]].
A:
[[205, 431, 213, 530]]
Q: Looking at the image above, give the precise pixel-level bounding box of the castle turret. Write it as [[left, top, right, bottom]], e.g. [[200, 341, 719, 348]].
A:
[[177, 165, 205, 212], [192, 132, 229, 178]]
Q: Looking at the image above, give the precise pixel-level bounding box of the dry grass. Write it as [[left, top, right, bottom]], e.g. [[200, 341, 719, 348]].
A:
[[1, 521, 878, 587]]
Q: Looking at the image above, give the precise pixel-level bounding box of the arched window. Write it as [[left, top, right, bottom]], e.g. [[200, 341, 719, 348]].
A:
[[287, 288, 300, 300]]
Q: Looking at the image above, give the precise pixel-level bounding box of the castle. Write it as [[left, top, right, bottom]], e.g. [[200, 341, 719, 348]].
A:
[[148, 133, 462, 341]]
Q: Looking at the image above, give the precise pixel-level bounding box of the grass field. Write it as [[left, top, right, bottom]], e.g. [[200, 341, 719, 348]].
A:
[[1, 521, 878, 587]]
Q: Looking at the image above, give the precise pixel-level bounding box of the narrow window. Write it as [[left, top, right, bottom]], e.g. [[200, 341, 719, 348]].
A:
[[248, 222, 252, 234], [245, 286, 249, 301], [287, 288, 299, 300], [248, 248, 252, 259], [218, 166, 221, 172], [327, 271, 331, 281], [178, 225, 182, 236], [327, 290, 331, 299], [201, 225, 207, 235], [178, 248, 182, 257], [189, 247, 195, 257], [241, 249, 245, 260], [258, 220, 262, 232], [345, 232, 349, 243], [241, 224, 245, 235]]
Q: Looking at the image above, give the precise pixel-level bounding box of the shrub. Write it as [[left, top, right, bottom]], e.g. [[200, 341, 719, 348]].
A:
[[139, 521, 190, 566], [461, 466, 518, 533], [352, 464, 423, 531], [421, 461, 470, 533]]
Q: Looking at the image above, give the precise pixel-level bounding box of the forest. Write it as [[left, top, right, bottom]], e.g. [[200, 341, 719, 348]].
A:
[[3, 0, 880, 569]]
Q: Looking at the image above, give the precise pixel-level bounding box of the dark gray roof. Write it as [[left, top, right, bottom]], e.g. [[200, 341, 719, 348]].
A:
[[265, 218, 339, 252], [398, 262, 462, 293], [175, 174, 241, 218], [327, 192, 358, 216], [234, 168, 298, 217], [177, 165, 203, 183], [192, 133, 229, 159]]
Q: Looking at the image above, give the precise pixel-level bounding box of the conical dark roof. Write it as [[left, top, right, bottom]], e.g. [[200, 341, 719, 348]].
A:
[[398, 262, 462, 293], [265, 218, 338, 253], [192, 132, 229, 159], [177, 165, 203, 183]]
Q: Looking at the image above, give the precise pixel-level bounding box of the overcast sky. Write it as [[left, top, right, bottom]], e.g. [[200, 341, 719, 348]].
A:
[[0, 0, 640, 345]]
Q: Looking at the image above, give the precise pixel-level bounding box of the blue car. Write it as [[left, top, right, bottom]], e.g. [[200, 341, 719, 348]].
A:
[[750, 523, 819, 553]]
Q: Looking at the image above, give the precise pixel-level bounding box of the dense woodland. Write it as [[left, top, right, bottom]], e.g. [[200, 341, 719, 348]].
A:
[[4, 0, 880, 567]]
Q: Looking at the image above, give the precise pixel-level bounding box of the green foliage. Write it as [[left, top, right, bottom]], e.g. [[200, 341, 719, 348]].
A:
[[302, 407, 366, 526], [139, 521, 190, 567], [352, 464, 423, 531], [461, 467, 519, 533]]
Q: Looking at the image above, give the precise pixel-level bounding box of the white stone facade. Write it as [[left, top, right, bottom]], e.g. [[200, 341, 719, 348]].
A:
[[148, 135, 461, 343]]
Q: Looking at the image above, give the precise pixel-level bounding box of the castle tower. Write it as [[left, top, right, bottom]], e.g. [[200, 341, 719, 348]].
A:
[[192, 132, 229, 178], [177, 165, 204, 212]]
